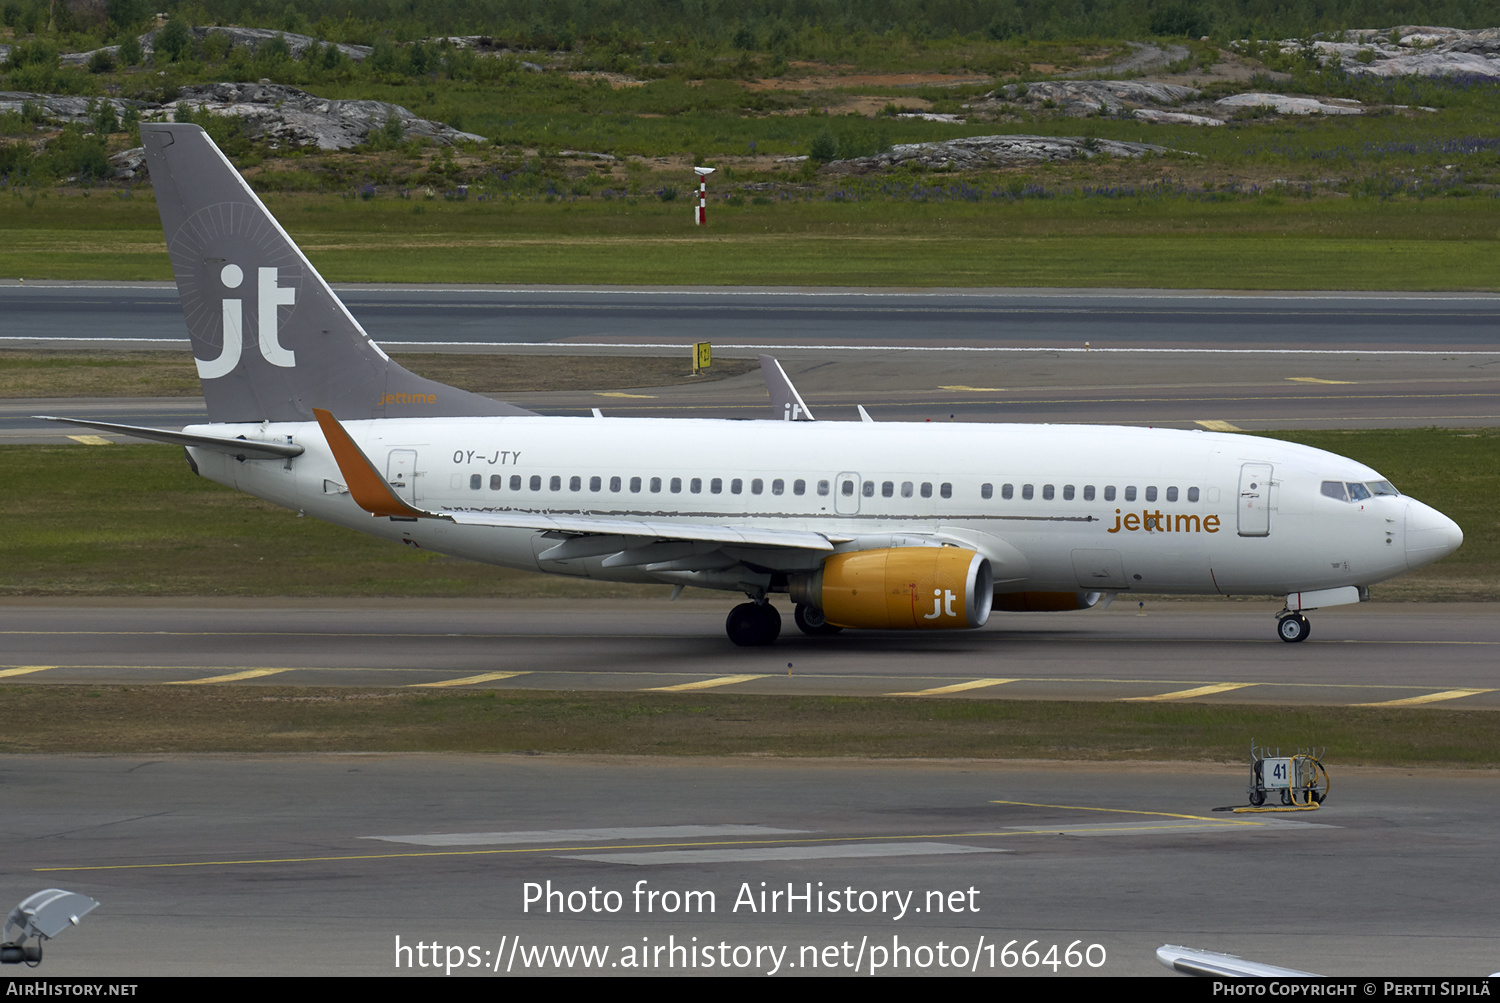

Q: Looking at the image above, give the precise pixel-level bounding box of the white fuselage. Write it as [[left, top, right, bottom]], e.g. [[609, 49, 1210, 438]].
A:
[[184, 416, 1452, 598]]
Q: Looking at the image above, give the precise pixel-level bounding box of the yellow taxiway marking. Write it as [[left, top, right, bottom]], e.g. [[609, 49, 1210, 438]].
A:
[[0, 665, 56, 679], [166, 668, 294, 685], [66, 434, 113, 445], [1123, 682, 1257, 702], [1194, 419, 1244, 432], [990, 799, 1258, 826], [646, 674, 769, 692], [1287, 377, 1354, 385], [1354, 688, 1496, 708], [887, 678, 1016, 696], [595, 392, 656, 399], [939, 385, 1006, 392], [407, 671, 528, 688]]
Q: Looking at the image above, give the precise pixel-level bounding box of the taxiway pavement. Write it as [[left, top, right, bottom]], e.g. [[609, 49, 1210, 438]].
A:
[[3, 600, 1496, 709], [3, 755, 1496, 977]]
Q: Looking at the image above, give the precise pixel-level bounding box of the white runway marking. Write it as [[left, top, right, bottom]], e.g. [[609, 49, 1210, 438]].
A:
[[559, 841, 1008, 864], [363, 825, 807, 846]]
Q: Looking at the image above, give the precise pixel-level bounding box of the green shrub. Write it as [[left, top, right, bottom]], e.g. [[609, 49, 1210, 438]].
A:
[[117, 34, 142, 66], [201, 30, 233, 62], [155, 19, 193, 63], [809, 129, 837, 162]]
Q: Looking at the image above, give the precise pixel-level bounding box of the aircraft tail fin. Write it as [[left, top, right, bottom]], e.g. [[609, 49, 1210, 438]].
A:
[[140, 122, 533, 423], [759, 355, 815, 421]]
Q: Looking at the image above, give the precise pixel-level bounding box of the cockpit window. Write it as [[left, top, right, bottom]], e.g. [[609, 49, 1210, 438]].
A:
[[1324, 479, 1400, 502]]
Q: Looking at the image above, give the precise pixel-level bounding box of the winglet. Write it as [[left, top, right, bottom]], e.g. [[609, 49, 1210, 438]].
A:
[[759, 355, 815, 421], [312, 408, 430, 518]]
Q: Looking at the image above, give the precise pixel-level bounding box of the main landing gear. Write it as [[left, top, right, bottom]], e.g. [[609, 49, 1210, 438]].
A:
[[1276, 612, 1311, 643], [726, 602, 843, 645], [726, 602, 781, 647]]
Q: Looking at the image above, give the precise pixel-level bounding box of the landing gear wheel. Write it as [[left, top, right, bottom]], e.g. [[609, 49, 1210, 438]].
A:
[[793, 603, 843, 636], [1277, 614, 1311, 643], [726, 602, 781, 647], [1248, 790, 1266, 807]]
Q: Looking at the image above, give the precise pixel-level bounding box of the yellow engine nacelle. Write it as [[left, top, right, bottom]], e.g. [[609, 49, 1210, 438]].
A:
[[790, 547, 993, 630], [992, 591, 1102, 612]]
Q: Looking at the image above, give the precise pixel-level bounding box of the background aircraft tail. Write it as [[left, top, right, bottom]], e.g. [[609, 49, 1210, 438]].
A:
[[140, 123, 531, 423]]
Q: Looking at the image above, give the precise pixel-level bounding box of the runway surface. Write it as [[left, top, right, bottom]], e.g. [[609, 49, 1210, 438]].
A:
[[3, 600, 1496, 708], [3, 754, 1497, 976], [5, 282, 1500, 351], [3, 283, 1498, 443]]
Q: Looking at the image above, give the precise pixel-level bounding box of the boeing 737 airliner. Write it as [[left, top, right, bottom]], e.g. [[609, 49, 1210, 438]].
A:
[[43, 124, 1463, 646]]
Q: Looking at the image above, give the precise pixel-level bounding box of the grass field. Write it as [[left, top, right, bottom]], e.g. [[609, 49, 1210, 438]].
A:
[[7, 193, 1500, 288], [1, 686, 1496, 765], [2, 428, 1491, 599]]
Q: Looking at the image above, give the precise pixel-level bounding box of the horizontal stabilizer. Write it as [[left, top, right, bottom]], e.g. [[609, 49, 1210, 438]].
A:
[[35, 416, 303, 458]]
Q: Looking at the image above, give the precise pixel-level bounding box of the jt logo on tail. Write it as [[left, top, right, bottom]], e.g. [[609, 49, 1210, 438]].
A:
[[196, 264, 298, 378]]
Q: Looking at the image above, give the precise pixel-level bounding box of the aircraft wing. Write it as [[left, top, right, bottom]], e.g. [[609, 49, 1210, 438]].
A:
[[443, 511, 838, 551]]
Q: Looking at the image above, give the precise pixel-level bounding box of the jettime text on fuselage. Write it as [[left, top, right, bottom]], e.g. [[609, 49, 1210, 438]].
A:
[[1107, 510, 1222, 534]]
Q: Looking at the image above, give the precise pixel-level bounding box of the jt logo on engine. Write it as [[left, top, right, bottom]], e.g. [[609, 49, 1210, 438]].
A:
[[924, 589, 958, 619]]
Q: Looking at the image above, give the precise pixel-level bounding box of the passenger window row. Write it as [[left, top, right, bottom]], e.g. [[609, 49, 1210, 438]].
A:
[[855, 480, 952, 499], [982, 483, 1200, 503], [472, 474, 817, 496], [463, 473, 1203, 506]]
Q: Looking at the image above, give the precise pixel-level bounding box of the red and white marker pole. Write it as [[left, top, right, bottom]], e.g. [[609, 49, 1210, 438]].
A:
[[693, 166, 715, 225]]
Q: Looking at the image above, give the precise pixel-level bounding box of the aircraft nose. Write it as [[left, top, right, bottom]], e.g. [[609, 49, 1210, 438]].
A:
[[1405, 498, 1463, 570]]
